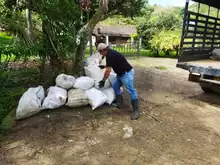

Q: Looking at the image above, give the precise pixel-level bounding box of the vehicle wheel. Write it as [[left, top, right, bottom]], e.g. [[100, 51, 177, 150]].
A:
[[200, 85, 213, 93]]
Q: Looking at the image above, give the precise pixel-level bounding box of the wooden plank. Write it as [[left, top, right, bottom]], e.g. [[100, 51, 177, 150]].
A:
[[188, 73, 201, 82], [176, 61, 220, 77], [203, 8, 210, 48], [187, 30, 218, 35], [187, 24, 217, 31], [212, 9, 219, 47], [178, 54, 211, 62], [183, 41, 220, 45], [184, 35, 219, 40], [188, 11, 220, 22], [188, 18, 220, 26], [186, 60, 220, 69], [182, 48, 214, 52]]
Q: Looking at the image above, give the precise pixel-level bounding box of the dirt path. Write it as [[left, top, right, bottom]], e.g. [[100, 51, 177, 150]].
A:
[[1, 57, 220, 165]]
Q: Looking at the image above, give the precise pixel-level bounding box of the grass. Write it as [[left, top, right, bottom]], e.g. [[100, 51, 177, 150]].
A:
[[155, 65, 168, 70], [0, 32, 13, 46]]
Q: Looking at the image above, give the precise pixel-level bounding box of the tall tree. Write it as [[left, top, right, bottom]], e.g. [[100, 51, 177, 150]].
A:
[[2, 0, 147, 75]]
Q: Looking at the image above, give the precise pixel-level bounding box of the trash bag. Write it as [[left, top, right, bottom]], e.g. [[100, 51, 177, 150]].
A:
[[42, 86, 67, 109], [101, 88, 115, 105], [210, 48, 220, 60], [85, 87, 107, 110], [66, 89, 89, 107], [56, 74, 76, 89], [16, 86, 45, 120], [73, 76, 95, 90], [84, 65, 111, 89], [85, 52, 102, 66]]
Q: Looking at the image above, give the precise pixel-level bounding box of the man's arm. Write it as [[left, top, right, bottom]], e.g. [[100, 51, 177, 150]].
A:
[[103, 67, 111, 80], [98, 67, 111, 88]]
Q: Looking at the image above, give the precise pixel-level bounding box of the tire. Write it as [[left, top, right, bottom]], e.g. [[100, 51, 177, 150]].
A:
[[200, 84, 214, 93]]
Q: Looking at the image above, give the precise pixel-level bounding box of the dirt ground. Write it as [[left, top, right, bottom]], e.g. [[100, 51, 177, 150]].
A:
[[1, 57, 220, 165]]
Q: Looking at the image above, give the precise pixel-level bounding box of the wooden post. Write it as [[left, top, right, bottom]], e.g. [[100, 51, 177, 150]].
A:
[[137, 36, 142, 57], [106, 35, 109, 45], [89, 34, 93, 56], [179, 0, 190, 59]]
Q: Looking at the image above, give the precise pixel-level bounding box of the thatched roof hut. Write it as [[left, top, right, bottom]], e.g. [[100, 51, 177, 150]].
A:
[[93, 24, 137, 37]]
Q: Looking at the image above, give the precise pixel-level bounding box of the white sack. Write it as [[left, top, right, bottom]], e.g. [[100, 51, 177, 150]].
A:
[[73, 76, 95, 90], [66, 89, 89, 107], [210, 48, 220, 60], [85, 52, 102, 66], [16, 86, 45, 120], [56, 74, 76, 89], [42, 86, 67, 109], [101, 88, 115, 105], [85, 87, 107, 110], [84, 65, 111, 89]]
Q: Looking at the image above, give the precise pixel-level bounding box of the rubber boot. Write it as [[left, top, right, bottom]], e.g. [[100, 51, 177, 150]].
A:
[[111, 95, 123, 109], [131, 99, 140, 120]]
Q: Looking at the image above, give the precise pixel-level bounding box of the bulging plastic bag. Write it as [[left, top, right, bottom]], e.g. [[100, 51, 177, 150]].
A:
[[73, 76, 95, 90], [101, 88, 116, 105], [210, 48, 220, 60], [42, 86, 67, 109], [56, 74, 76, 89], [66, 89, 89, 107], [85, 87, 107, 110], [84, 65, 111, 89], [85, 52, 102, 66], [16, 86, 45, 120]]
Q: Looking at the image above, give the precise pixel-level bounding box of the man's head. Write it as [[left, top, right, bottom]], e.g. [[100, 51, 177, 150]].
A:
[[97, 43, 108, 56]]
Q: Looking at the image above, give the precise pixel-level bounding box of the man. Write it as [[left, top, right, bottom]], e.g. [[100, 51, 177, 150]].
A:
[[97, 43, 140, 120]]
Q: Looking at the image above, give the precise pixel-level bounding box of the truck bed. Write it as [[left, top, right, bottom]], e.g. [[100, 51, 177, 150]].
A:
[[186, 60, 220, 69], [176, 60, 220, 77]]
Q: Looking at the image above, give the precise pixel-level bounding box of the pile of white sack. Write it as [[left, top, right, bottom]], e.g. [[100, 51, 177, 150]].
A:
[[16, 52, 118, 120], [210, 48, 220, 60]]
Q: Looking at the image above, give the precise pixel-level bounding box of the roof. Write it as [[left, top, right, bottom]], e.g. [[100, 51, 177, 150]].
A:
[[93, 24, 137, 37], [192, 0, 220, 9]]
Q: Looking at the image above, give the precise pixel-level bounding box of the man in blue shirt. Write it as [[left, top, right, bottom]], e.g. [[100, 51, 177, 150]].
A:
[[97, 43, 140, 120]]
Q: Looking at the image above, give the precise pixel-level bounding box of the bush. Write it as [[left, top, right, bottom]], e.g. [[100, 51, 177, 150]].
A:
[[0, 68, 39, 132], [150, 30, 181, 57]]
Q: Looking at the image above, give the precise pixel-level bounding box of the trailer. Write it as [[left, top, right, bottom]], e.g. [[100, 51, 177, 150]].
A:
[[177, 0, 220, 93]]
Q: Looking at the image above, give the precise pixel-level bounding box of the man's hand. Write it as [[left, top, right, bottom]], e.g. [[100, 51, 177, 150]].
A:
[[98, 80, 105, 88], [98, 65, 106, 69]]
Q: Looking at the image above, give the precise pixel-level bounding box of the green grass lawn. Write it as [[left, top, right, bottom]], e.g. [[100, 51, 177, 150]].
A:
[[0, 32, 13, 46]]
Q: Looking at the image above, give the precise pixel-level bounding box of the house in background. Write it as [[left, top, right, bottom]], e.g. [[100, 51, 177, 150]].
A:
[[91, 24, 137, 46]]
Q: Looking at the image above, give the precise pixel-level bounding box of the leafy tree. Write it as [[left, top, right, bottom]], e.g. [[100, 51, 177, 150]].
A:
[[1, 0, 147, 75], [150, 30, 181, 56], [137, 5, 183, 48]]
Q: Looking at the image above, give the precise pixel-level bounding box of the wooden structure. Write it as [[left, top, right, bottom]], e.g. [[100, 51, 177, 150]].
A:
[[92, 24, 137, 46], [177, 0, 220, 93]]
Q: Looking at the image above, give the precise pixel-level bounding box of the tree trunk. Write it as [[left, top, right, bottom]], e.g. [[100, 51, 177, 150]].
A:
[[42, 19, 63, 74], [156, 49, 159, 57], [38, 55, 46, 84], [26, 8, 34, 41], [73, 9, 107, 75], [89, 34, 93, 56], [165, 50, 170, 56]]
